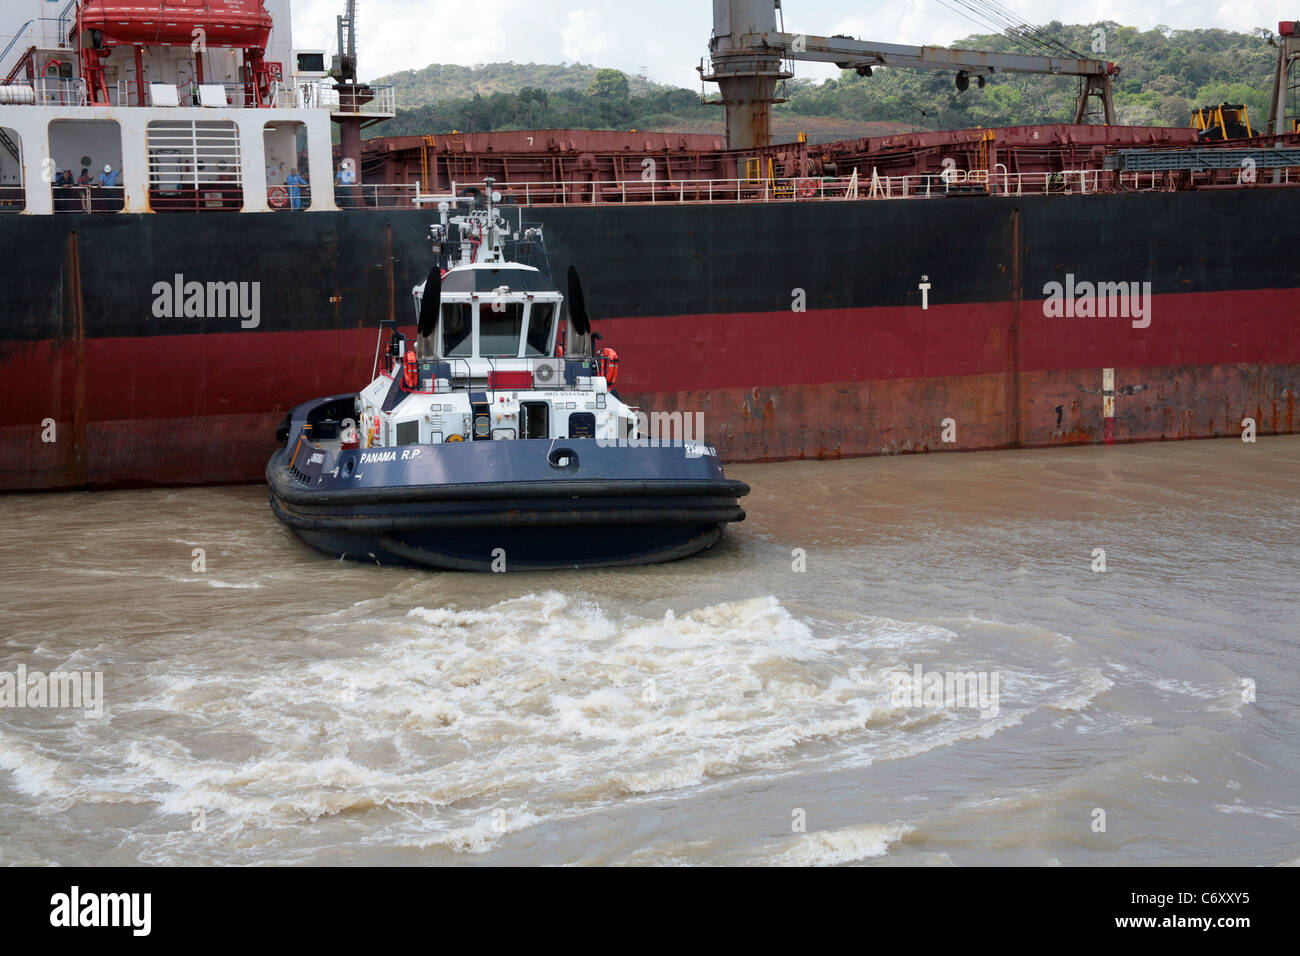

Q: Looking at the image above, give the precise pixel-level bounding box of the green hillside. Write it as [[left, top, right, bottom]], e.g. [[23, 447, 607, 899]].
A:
[[365, 22, 1286, 139], [371, 61, 669, 104]]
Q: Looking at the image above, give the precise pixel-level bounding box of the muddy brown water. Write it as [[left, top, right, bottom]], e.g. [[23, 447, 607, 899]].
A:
[[1, 437, 1297, 865]]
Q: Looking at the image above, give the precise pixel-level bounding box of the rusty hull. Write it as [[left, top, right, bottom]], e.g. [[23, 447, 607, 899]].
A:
[[622, 362, 1297, 462]]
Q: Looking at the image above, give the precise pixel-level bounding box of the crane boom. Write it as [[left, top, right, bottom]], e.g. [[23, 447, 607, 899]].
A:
[[702, 1, 1118, 149], [769, 32, 1115, 78]]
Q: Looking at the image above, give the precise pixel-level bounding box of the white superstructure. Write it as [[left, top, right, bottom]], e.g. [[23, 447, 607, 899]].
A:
[[351, 183, 639, 450], [0, 0, 394, 215]]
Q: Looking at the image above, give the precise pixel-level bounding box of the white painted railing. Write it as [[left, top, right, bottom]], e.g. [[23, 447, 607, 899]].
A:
[[330, 182, 422, 209], [440, 170, 1134, 206], [82, 78, 396, 112], [1, 76, 90, 106], [280, 79, 397, 114], [439, 165, 1300, 206]]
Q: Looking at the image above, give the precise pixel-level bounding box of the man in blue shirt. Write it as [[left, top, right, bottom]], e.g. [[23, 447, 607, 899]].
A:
[[335, 160, 356, 208], [286, 168, 308, 210], [96, 164, 123, 212]]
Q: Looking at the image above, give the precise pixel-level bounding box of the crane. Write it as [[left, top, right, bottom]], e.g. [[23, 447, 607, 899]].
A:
[[701, 0, 1118, 149], [1267, 21, 1300, 134], [332, 0, 358, 84], [330, 0, 368, 192]]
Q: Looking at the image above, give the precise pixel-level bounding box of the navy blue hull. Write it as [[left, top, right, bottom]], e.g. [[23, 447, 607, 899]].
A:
[[278, 510, 729, 571], [266, 407, 749, 569]]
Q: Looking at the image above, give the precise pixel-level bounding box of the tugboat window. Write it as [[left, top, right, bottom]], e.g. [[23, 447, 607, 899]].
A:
[[526, 303, 555, 356], [395, 420, 419, 446], [441, 303, 472, 356], [480, 302, 525, 357]]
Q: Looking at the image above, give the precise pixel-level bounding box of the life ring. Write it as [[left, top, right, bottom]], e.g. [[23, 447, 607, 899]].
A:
[[402, 348, 418, 389], [267, 185, 289, 208], [447, 433, 464, 442], [597, 346, 619, 385], [795, 178, 818, 199]]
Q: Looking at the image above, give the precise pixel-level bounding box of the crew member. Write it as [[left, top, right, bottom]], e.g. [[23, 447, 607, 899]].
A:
[[286, 168, 308, 211], [335, 161, 356, 208]]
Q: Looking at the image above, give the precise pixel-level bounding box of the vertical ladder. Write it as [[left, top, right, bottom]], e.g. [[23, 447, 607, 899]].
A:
[[448, 133, 467, 184], [0, 127, 20, 165]]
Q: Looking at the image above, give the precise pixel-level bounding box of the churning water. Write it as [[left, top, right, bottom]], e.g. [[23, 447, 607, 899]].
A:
[[1, 437, 1297, 865]]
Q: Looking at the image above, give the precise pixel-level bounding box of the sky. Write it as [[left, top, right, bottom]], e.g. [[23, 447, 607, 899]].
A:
[[291, 0, 1297, 89]]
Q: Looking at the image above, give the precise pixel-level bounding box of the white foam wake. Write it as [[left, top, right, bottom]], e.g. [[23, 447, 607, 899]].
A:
[[765, 823, 915, 866], [0, 591, 1094, 859]]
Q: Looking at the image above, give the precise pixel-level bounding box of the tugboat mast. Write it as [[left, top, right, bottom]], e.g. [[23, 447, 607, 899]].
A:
[[431, 176, 516, 267]]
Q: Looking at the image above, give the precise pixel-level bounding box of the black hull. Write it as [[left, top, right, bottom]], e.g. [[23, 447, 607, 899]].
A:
[[4, 188, 1299, 489], [266, 442, 748, 571]]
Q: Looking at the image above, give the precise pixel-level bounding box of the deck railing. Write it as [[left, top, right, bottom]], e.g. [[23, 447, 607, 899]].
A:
[[437, 173, 1063, 205], [436, 167, 1295, 206], [0, 76, 88, 106], [9, 167, 1293, 216], [49, 184, 124, 214], [117, 79, 315, 109], [0, 76, 395, 112]]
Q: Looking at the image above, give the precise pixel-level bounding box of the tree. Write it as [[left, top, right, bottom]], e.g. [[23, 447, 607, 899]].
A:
[[586, 68, 630, 126], [586, 68, 629, 102]]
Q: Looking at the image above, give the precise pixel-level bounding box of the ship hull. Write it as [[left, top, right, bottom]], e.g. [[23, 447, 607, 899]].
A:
[[1, 190, 1297, 490], [267, 430, 749, 570]]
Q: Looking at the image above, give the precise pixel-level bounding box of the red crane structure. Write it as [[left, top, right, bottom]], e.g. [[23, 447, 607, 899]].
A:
[[75, 0, 275, 106]]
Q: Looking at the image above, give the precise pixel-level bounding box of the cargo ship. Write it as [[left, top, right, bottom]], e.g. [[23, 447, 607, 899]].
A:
[[1, 0, 1298, 491]]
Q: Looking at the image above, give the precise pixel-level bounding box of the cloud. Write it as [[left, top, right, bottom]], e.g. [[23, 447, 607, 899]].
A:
[[561, 9, 615, 64]]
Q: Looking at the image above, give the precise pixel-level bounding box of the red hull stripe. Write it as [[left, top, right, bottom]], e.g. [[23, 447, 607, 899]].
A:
[[608, 288, 1297, 393], [0, 288, 1295, 427]]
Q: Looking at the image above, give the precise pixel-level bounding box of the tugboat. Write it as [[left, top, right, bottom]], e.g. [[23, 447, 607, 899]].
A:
[[267, 181, 750, 570]]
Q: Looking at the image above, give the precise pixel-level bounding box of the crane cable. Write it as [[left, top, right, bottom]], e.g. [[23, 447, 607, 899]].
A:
[[932, 0, 1087, 59]]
